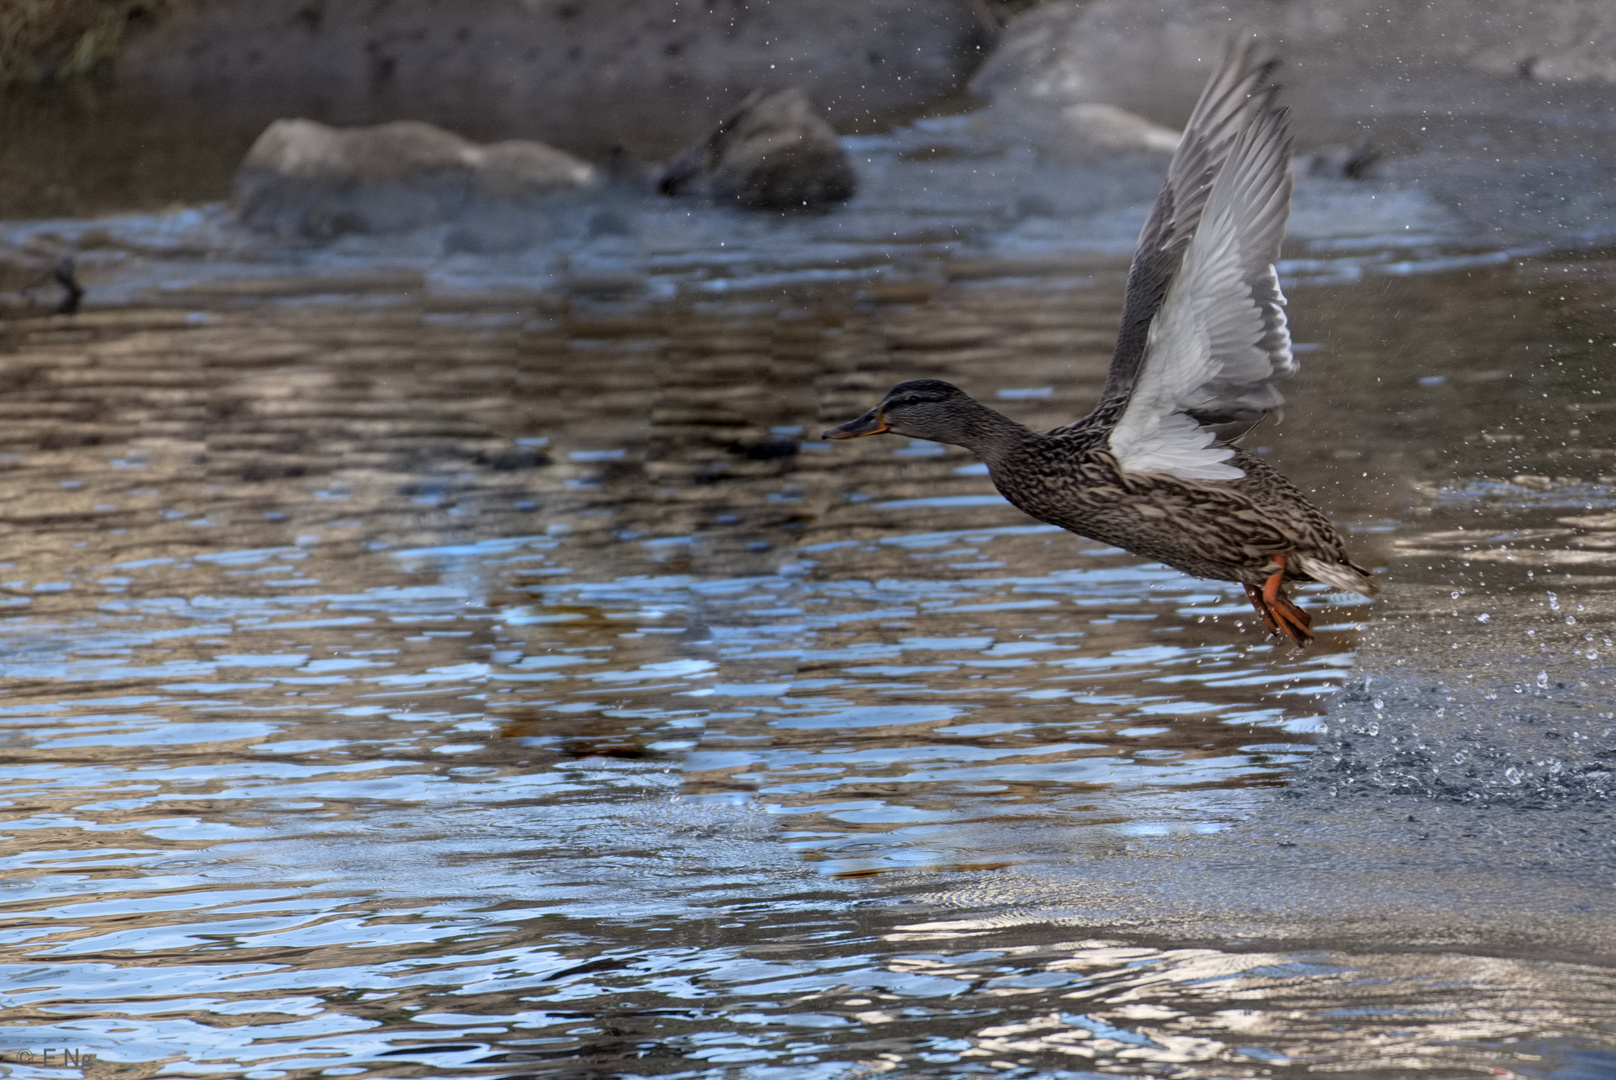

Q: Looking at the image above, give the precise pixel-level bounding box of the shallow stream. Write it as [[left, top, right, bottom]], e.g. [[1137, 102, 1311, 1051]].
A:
[[0, 80, 1614, 1079]]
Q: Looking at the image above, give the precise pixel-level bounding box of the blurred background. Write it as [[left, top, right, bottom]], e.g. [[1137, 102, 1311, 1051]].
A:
[[5, 0, 1616, 219]]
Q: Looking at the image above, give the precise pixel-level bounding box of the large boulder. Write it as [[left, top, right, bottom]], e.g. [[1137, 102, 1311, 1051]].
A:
[[976, 0, 1616, 133], [115, 0, 997, 159], [657, 88, 856, 211], [973, 0, 1616, 239], [234, 118, 592, 237]]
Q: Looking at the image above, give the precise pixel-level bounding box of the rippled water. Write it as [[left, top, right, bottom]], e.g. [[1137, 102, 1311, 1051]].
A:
[[2, 96, 1616, 1078]]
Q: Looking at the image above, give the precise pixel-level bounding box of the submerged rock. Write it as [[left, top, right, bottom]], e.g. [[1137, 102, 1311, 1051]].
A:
[[0, 255, 83, 317], [1295, 140, 1381, 180], [234, 118, 591, 237], [657, 88, 856, 211]]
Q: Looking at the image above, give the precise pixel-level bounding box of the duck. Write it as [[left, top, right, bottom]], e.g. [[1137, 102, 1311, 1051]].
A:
[[822, 41, 1376, 646]]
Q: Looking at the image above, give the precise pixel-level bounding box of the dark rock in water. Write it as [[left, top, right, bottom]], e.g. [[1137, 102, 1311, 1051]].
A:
[[658, 88, 856, 211], [52, 257, 83, 314], [1295, 140, 1382, 180], [0, 254, 84, 317], [728, 434, 801, 460], [234, 118, 592, 238]]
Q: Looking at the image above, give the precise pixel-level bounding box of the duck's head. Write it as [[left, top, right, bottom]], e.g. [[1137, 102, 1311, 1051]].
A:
[[822, 379, 982, 444]]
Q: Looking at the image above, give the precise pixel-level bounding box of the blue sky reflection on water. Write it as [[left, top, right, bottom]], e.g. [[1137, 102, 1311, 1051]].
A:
[[4, 122, 1616, 1073], [0, 418, 1364, 1075]]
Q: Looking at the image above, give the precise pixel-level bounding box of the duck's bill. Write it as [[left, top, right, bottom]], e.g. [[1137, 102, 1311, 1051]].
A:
[[822, 410, 888, 440]]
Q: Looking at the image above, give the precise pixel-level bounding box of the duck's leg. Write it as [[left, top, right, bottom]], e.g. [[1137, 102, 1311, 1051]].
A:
[[1243, 583, 1281, 637], [1261, 555, 1314, 647]]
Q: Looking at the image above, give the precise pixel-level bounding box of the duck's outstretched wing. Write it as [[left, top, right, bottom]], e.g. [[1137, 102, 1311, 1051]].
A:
[[1053, 42, 1284, 438], [1087, 42, 1280, 410], [1103, 54, 1295, 481]]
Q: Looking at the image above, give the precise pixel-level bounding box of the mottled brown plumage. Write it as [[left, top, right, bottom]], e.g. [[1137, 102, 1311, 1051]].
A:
[[824, 42, 1375, 645]]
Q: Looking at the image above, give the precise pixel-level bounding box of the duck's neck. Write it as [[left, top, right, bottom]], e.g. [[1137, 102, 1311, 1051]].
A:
[[938, 396, 1036, 467]]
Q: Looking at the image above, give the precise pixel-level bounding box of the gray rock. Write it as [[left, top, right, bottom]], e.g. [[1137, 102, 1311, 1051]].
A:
[[471, 140, 597, 202], [969, 0, 1616, 241], [0, 255, 83, 318], [116, 0, 996, 160], [1018, 96, 1377, 179], [1051, 102, 1180, 155], [976, 0, 1616, 124], [234, 118, 591, 237], [657, 88, 856, 211], [1294, 140, 1381, 180]]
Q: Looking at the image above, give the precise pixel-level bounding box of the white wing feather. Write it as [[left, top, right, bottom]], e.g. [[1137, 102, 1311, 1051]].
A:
[[1108, 105, 1294, 482]]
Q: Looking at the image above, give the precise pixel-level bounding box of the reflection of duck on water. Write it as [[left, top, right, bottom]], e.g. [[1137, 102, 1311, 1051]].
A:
[[0, 256, 83, 317], [824, 42, 1375, 646]]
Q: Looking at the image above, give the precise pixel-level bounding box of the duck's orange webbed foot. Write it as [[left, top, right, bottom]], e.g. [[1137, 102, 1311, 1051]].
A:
[[1254, 554, 1313, 647], [1243, 582, 1281, 637]]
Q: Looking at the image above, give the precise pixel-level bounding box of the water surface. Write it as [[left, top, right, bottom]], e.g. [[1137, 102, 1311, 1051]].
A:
[[0, 93, 1614, 1079]]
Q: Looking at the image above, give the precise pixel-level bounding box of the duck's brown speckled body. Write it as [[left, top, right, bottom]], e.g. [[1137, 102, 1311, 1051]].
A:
[[824, 42, 1375, 645], [990, 440, 1356, 590]]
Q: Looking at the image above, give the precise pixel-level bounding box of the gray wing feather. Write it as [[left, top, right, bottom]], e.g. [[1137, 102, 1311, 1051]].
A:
[[1181, 102, 1295, 428], [1060, 40, 1282, 436], [1107, 90, 1296, 481]]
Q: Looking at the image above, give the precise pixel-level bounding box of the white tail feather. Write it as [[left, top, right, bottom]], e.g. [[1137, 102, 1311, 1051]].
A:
[[1294, 554, 1378, 598]]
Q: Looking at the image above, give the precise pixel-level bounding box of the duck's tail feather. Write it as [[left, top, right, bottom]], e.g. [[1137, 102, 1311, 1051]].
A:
[[1295, 554, 1378, 598]]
